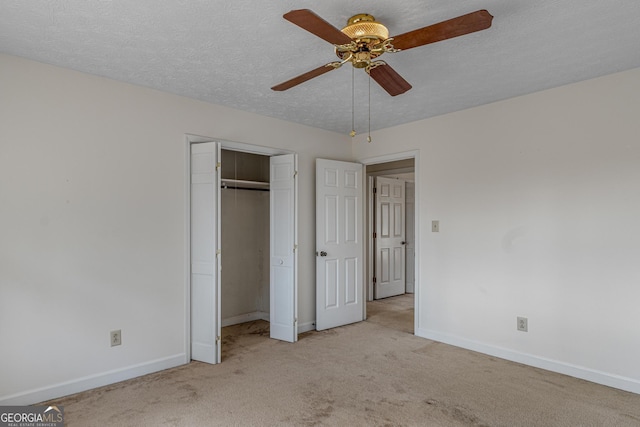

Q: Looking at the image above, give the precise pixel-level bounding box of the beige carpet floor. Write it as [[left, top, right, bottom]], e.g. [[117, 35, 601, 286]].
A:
[[42, 294, 640, 426]]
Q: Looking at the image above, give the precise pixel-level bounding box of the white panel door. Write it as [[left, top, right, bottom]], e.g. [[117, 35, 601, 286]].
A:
[[190, 142, 221, 364], [375, 177, 406, 299], [405, 182, 415, 293], [316, 159, 364, 330], [270, 154, 298, 342]]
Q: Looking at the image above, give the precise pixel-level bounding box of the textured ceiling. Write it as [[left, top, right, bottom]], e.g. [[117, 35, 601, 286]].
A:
[[2, 1, 640, 134]]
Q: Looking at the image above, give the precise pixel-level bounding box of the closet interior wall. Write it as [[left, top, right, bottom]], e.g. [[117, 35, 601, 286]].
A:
[[220, 149, 270, 326]]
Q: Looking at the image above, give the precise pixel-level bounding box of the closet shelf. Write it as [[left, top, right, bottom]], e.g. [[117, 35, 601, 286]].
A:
[[221, 178, 270, 190]]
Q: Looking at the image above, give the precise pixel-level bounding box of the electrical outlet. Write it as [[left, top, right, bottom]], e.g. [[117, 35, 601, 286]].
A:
[[110, 330, 122, 347], [517, 317, 528, 332], [432, 220, 440, 232]]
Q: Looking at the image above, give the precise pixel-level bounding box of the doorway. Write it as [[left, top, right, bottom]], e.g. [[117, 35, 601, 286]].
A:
[[362, 154, 418, 334], [366, 159, 415, 300]]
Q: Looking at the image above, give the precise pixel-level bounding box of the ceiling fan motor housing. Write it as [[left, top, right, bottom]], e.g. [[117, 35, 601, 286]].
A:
[[337, 14, 390, 68]]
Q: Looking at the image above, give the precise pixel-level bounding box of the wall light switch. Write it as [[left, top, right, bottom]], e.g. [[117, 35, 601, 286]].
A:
[[432, 220, 440, 232]]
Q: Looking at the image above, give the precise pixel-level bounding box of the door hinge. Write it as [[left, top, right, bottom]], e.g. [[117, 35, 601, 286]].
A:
[[373, 277, 377, 283], [373, 187, 377, 193], [293, 244, 298, 253], [294, 170, 298, 178], [215, 162, 221, 171], [373, 232, 377, 239], [216, 335, 221, 343], [294, 317, 298, 325]]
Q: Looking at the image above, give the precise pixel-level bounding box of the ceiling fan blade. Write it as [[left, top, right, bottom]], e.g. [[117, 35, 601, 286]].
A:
[[368, 63, 412, 96], [391, 10, 493, 51], [271, 64, 338, 91], [283, 9, 353, 45]]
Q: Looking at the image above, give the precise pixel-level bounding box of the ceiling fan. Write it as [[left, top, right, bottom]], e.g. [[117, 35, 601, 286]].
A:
[[271, 9, 493, 96]]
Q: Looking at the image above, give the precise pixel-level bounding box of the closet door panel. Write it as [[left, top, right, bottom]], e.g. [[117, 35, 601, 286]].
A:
[[269, 154, 298, 342]]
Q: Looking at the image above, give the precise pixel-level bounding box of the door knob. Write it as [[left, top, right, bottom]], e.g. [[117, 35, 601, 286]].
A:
[[318, 251, 327, 257], [401, 241, 407, 245]]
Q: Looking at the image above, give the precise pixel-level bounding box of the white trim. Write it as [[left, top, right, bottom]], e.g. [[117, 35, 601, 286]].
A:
[[413, 151, 420, 334], [293, 154, 299, 341], [298, 321, 316, 334], [184, 138, 190, 362], [359, 150, 420, 166], [359, 150, 420, 334], [220, 139, 292, 156], [215, 142, 222, 362], [367, 176, 375, 302], [366, 166, 415, 176], [185, 134, 293, 155], [185, 133, 216, 144], [222, 311, 270, 327], [417, 328, 640, 395], [0, 354, 186, 406]]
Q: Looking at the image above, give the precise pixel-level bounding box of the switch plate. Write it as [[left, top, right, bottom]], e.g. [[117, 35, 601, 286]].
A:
[[517, 317, 528, 332], [110, 330, 122, 346], [432, 220, 439, 232]]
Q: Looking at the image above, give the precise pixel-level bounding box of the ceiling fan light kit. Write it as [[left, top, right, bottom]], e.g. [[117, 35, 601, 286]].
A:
[[333, 14, 397, 70], [341, 14, 389, 40]]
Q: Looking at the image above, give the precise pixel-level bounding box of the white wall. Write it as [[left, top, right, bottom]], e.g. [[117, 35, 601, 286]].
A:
[[0, 53, 350, 404], [3, 51, 638, 403], [353, 67, 640, 394], [221, 188, 270, 321]]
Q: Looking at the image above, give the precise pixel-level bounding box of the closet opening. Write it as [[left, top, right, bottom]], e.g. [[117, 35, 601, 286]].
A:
[[220, 149, 271, 358], [188, 135, 297, 365]]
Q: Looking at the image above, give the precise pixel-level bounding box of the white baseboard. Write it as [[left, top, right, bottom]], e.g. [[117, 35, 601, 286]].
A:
[[0, 354, 187, 406], [222, 313, 314, 335], [298, 321, 315, 334], [416, 328, 640, 395], [222, 311, 269, 327]]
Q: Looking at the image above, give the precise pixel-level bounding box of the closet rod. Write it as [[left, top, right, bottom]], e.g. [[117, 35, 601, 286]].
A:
[[221, 185, 269, 192], [221, 178, 270, 192]]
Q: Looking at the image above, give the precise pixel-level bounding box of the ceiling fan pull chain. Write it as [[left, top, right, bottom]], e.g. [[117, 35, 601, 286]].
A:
[[350, 66, 356, 138], [367, 75, 372, 143]]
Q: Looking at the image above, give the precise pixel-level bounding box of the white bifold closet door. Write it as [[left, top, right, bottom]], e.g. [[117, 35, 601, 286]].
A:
[[269, 154, 298, 342], [190, 142, 221, 364]]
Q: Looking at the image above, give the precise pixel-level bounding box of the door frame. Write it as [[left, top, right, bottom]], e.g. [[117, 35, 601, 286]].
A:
[[359, 150, 420, 333], [184, 134, 297, 361]]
